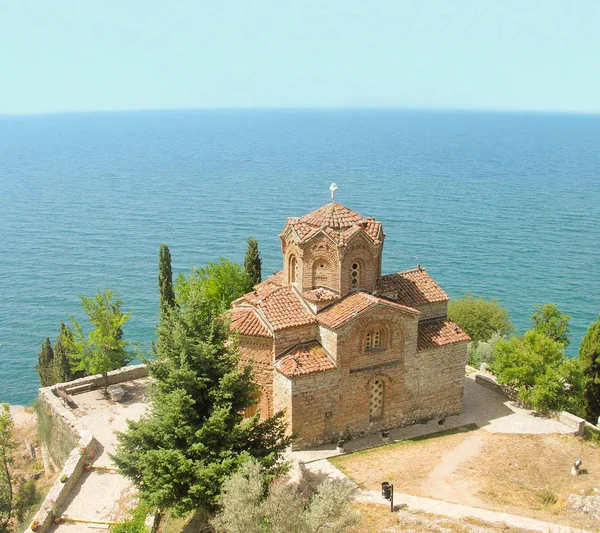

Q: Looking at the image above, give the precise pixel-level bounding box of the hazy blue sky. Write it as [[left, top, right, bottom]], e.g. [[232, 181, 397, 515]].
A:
[[1, 0, 599, 114]]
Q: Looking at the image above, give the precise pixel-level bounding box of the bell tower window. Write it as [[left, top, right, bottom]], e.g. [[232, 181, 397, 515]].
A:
[[351, 262, 360, 288], [289, 255, 297, 284], [366, 329, 384, 351]]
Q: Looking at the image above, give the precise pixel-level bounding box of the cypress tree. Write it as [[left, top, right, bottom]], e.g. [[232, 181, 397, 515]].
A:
[[158, 243, 176, 315], [35, 337, 55, 387], [580, 316, 600, 423], [244, 236, 262, 288], [53, 322, 74, 384]]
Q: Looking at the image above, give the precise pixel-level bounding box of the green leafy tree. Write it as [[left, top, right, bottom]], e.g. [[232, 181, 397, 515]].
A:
[[53, 322, 75, 384], [244, 236, 262, 288], [112, 272, 291, 515], [531, 303, 571, 347], [212, 458, 359, 533], [158, 243, 176, 315], [580, 316, 600, 423], [492, 330, 583, 414], [175, 258, 251, 315], [0, 404, 16, 532], [68, 290, 133, 391], [448, 294, 513, 343], [34, 338, 55, 387]]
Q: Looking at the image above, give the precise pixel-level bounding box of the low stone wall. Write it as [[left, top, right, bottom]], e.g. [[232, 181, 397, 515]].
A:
[[25, 364, 148, 533], [474, 372, 585, 436], [475, 373, 519, 402]]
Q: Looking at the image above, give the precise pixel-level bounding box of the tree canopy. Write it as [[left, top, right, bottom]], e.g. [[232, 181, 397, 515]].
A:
[[112, 268, 291, 515], [0, 404, 16, 531], [579, 315, 600, 423], [34, 337, 55, 387], [175, 258, 252, 315], [68, 289, 133, 390], [212, 459, 359, 533], [492, 330, 583, 415], [531, 303, 571, 347], [448, 294, 513, 343], [158, 243, 176, 315], [244, 236, 262, 288]]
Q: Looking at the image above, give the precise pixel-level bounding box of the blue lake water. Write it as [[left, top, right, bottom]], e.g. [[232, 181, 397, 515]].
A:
[[0, 109, 599, 404]]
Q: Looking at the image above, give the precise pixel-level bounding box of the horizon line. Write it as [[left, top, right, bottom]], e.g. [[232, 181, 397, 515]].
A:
[[1, 105, 600, 118]]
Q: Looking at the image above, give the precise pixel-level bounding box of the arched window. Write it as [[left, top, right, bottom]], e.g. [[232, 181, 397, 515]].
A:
[[351, 261, 360, 288], [289, 255, 297, 284], [370, 378, 384, 420], [366, 329, 385, 350]]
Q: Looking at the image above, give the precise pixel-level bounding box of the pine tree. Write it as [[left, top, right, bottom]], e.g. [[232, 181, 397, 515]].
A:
[[34, 337, 55, 387], [158, 243, 176, 315], [112, 270, 291, 515], [580, 316, 600, 423], [244, 236, 262, 288], [53, 322, 74, 384]]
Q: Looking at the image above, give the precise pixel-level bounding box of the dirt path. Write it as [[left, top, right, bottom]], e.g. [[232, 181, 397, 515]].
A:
[[421, 432, 486, 505]]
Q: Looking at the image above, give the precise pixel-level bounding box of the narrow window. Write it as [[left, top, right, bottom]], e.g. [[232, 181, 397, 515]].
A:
[[370, 379, 384, 420], [289, 255, 297, 284], [351, 262, 360, 288]]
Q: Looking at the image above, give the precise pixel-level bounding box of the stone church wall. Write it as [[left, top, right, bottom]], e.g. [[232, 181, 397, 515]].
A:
[[272, 371, 293, 437], [417, 301, 448, 320], [238, 336, 274, 417], [411, 342, 467, 420], [273, 324, 319, 355]]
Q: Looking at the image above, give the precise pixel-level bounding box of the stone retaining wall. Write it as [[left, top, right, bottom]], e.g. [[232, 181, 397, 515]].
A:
[[25, 364, 148, 533]]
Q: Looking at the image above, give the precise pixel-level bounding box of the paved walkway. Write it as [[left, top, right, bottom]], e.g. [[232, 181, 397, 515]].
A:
[[304, 459, 593, 533], [292, 375, 574, 463], [51, 379, 150, 532]]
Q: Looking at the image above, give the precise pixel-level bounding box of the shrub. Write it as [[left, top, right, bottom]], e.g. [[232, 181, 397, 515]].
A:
[[448, 294, 513, 343], [212, 459, 360, 533]]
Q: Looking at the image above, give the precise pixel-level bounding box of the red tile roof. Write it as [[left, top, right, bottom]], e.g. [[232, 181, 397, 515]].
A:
[[257, 286, 317, 331], [318, 291, 419, 329], [230, 307, 272, 338], [302, 288, 340, 303], [275, 342, 336, 377], [418, 318, 470, 350], [377, 268, 449, 307], [282, 202, 383, 246]]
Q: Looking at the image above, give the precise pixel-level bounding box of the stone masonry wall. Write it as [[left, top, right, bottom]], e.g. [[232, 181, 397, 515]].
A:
[[272, 370, 293, 437], [238, 336, 274, 417], [417, 301, 448, 320], [410, 342, 467, 421], [273, 324, 319, 356]]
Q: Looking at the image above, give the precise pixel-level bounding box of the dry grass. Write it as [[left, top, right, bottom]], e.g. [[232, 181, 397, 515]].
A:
[[330, 425, 478, 492], [331, 428, 600, 531], [465, 433, 600, 521]]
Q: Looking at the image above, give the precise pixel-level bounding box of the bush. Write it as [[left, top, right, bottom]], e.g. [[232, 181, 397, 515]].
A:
[[448, 294, 513, 343], [492, 330, 584, 415], [111, 504, 147, 533], [467, 331, 505, 367], [212, 459, 360, 533]]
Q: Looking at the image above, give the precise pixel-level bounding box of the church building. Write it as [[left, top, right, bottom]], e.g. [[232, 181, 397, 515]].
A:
[[230, 188, 469, 449]]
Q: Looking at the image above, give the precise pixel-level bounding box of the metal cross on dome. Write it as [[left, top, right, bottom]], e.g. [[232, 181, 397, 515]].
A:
[[329, 182, 338, 201]]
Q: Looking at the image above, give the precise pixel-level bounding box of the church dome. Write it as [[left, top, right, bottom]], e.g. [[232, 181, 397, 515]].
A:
[[299, 202, 365, 230]]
